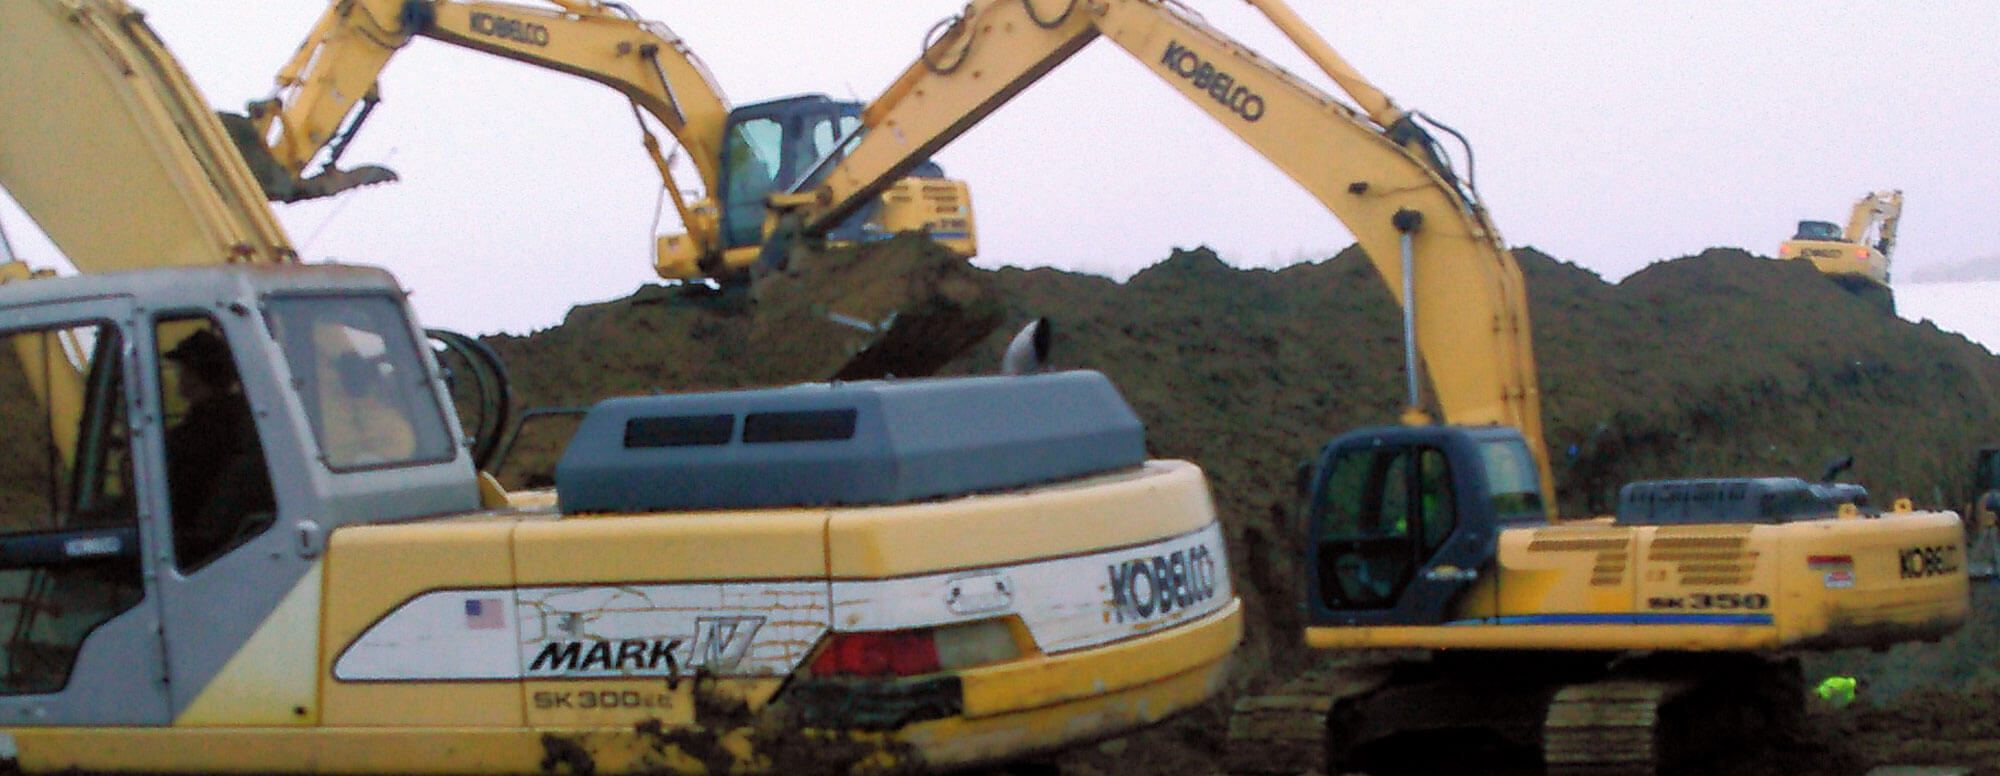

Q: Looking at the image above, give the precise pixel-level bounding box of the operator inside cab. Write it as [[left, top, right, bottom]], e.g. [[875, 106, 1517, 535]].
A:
[[159, 324, 275, 570]]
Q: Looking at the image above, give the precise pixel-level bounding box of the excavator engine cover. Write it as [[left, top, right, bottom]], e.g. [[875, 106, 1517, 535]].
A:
[[1616, 477, 1869, 525], [555, 370, 1145, 513]]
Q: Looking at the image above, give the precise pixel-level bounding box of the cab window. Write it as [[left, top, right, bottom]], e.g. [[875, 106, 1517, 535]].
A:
[[0, 322, 142, 693], [1478, 438, 1544, 524], [1311, 444, 1458, 611], [795, 112, 860, 190], [1417, 448, 1456, 554], [721, 116, 783, 247], [156, 317, 277, 572], [264, 295, 453, 470], [1313, 449, 1408, 540], [1310, 447, 1415, 610]]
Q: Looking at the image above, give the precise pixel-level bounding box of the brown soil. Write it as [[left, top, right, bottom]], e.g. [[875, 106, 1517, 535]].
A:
[[484, 237, 2000, 775]]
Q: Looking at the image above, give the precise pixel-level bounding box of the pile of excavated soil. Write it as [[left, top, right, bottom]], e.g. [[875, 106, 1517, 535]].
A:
[[478, 235, 1001, 486], [484, 239, 2000, 775]]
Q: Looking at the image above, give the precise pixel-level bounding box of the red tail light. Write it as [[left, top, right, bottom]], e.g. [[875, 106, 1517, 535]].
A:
[[809, 630, 942, 677], [1855, 247, 1869, 259]]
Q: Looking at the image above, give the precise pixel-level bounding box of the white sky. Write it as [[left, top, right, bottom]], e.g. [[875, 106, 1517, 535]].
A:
[[5, 2, 1998, 339]]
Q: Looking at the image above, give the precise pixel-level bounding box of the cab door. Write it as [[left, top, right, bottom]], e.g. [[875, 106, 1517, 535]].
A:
[[1303, 426, 1500, 627], [145, 309, 322, 722], [0, 299, 171, 724]]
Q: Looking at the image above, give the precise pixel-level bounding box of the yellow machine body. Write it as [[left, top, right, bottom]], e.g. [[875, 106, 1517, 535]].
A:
[[662, 176, 978, 282], [1307, 510, 1966, 652], [1778, 238, 1890, 288], [0, 451, 1237, 774]]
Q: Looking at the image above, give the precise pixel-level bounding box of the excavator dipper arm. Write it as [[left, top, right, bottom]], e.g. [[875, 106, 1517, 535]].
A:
[[788, 0, 1552, 498], [1843, 189, 1902, 256]]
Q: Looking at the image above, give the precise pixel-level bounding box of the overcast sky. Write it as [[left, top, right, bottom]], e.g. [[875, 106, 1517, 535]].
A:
[[5, 2, 1998, 339]]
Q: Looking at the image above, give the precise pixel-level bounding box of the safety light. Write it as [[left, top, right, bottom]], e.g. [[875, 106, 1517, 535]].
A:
[[807, 619, 1023, 678], [811, 630, 940, 677], [1855, 247, 1870, 259]]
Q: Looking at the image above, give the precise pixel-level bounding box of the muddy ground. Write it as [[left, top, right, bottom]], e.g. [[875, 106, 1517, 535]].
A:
[[487, 236, 2000, 775]]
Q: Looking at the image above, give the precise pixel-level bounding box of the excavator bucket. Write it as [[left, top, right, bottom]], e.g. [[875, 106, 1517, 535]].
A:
[[281, 165, 399, 204], [216, 112, 397, 203], [748, 233, 1003, 381]]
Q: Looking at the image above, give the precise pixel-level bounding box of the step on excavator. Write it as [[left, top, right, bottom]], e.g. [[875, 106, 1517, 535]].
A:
[[232, 0, 1000, 380], [750, 2, 1967, 773], [1778, 189, 1903, 314], [0, 1, 1243, 773]]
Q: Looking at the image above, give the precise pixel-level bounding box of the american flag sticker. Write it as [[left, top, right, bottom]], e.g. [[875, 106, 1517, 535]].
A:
[[464, 598, 506, 630]]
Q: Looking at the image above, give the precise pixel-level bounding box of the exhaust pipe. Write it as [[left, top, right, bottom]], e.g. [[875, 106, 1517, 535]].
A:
[[1002, 318, 1051, 375]]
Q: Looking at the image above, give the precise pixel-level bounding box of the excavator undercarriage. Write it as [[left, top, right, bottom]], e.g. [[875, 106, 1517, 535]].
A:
[[1230, 651, 1806, 776]]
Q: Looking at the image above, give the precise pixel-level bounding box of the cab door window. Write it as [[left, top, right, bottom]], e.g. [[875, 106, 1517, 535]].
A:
[[155, 317, 276, 572], [1417, 448, 1457, 555], [1311, 445, 1457, 610], [721, 116, 783, 247], [0, 322, 142, 693]]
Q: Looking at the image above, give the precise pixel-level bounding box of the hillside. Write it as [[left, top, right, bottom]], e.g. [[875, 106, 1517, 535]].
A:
[[482, 236, 2000, 774]]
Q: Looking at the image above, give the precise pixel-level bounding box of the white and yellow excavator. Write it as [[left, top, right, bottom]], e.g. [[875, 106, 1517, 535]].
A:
[[231, 0, 976, 283], [752, 2, 1966, 774], [1778, 189, 1902, 313], [0, 2, 1241, 774]]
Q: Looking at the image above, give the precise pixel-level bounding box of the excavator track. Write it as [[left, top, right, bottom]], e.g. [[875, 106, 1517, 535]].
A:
[[1226, 653, 1803, 776], [1542, 678, 1688, 776], [1224, 658, 1397, 775]]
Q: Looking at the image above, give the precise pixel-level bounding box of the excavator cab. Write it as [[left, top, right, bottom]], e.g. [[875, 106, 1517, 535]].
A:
[[1974, 447, 2000, 496], [1971, 446, 2000, 578], [717, 94, 945, 252], [1791, 220, 1842, 241], [1303, 425, 1542, 627]]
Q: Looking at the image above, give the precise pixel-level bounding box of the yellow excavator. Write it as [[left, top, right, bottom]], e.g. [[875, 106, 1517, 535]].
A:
[[1777, 189, 1902, 314], [753, 2, 1966, 774], [235, 0, 1011, 382], [0, 2, 1241, 774], [231, 0, 975, 283]]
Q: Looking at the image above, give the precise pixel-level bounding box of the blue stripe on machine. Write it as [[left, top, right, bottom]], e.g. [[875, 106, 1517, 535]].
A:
[[1444, 613, 1775, 626], [859, 232, 971, 243]]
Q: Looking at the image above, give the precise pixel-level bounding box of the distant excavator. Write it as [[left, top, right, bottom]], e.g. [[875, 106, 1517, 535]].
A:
[[231, 0, 1003, 379], [233, 0, 976, 283], [1778, 189, 1902, 313]]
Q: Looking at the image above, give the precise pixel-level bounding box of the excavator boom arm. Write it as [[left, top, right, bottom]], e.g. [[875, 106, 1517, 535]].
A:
[[0, 0, 294, 272], [800, 0, 1551, 500]]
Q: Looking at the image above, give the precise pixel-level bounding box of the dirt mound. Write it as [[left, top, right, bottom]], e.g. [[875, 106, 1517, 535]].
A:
[[485, 242, 2000, 774], [482, 234, 999, 403]]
